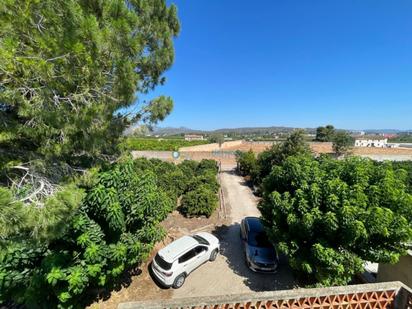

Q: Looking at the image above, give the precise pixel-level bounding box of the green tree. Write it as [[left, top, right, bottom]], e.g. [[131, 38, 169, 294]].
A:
[[209, 134, 225, 146], [0, 0, 180, 163], [315, 125, 335, 142], [256, 129, 310, 185], [236, 150, 258, 178], [259, 154, 412, 286], [332, 131, 354, 155]]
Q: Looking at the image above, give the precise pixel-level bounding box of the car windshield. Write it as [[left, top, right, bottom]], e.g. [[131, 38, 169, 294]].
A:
[[248, 232, 273, 248], [154, 253, 172, 270], [191, 235, 210, 245]]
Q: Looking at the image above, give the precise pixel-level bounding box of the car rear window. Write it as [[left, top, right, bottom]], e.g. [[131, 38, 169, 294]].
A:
[[154, 253, 172, 270], [249, 232, 273, 248]]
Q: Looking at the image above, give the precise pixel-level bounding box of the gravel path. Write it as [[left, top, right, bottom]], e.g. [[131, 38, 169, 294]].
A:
[[172, 165, 296, 298]]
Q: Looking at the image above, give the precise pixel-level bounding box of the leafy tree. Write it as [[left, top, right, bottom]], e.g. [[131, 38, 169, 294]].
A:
[[236, 150, 258, 179], [332, 131, 354, 155], [259, 154, 412, 286], [256, 129, 310, 185], [315, 125, 335, 142], [209, 134, 225, 146], [0, 0, 180, 163]]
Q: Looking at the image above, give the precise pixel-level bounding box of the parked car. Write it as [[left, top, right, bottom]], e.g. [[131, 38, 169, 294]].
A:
[[240, 216, 278, 272], [151, 232, 220, 288]]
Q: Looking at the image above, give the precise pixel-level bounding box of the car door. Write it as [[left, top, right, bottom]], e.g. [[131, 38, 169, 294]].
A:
[[178, 248, 197, 274], [190, 245, 209, 271]]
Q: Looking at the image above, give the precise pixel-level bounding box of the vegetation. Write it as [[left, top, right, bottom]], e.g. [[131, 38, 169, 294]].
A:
[[235, 150, 258, 179], [259, 155, 412, 286], [332, 131, 354, 155], [235, 130, 310, 187], [209, 134, 225, 146], [121, 138, 208, 151], [0, 159, 173, 307], [392, 161, 412, 193], [237, 131, 412, 286], [315, 125, 336, 142], [388, 133, 412, 143], [180, 185, 219, 218], [0, 157, 219, 307]]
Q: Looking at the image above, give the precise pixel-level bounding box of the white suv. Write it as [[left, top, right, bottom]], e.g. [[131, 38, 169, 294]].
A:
[[151, 232, 220, 288]]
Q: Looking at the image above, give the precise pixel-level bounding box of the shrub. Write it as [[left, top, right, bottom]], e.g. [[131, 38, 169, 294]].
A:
[[236, 150, 258, 178], [180, 185, 218, 218], [197, 159, 218, 174]]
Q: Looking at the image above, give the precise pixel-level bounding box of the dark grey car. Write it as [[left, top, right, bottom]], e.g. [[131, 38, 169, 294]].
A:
[[240, 217, 278, 272]]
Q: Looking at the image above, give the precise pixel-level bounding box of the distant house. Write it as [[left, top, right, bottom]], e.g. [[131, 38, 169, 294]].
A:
[[354, 136, 388, 148], [184, 134, 204, 141]]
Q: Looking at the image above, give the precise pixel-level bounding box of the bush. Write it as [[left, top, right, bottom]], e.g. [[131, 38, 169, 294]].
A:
[[180, 185, 218, 218], [197, 159, 218, 174], [236, 150, 258, 178]]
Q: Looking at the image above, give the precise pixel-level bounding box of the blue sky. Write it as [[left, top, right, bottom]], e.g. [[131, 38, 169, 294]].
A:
[[136, 0, 412, 130]]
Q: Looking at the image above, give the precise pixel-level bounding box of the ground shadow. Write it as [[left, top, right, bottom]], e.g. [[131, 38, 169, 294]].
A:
[[211, 223, 297, 292]]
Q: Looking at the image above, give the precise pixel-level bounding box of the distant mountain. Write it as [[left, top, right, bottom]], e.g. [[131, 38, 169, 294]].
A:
[[145, 126, 412, 137], [149, 126, 316, 136], [151, 126, 206, 135], [364, 129, 412, 134]]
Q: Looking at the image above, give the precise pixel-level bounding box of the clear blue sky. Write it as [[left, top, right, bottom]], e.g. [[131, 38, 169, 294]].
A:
[[137, 0, 412, 130]]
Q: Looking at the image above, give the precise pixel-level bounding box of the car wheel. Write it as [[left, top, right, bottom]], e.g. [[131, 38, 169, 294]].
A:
[[209, 249, 218, 261], [173, 273, 186, 289]]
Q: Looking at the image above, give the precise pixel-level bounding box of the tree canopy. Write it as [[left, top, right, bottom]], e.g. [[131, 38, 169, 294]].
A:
[[0, 0, 180, 163], [315, 125, 335, 142], [259, 154, 412, 286]]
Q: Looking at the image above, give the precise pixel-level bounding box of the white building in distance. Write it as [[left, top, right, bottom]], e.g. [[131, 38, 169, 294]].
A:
[[184, 134, 204, 141], [354, 136, 388, 148]]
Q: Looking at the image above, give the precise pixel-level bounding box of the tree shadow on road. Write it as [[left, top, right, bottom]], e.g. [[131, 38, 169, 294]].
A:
[[211, 223, 297, 292]]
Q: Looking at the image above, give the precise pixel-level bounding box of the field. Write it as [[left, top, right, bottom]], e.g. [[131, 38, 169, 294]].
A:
[[122, 137, 209, 151]]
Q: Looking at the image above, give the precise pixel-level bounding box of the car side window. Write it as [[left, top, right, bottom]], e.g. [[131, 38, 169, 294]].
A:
[[178, 249, 196, 263], [194, 246, 207, 255]]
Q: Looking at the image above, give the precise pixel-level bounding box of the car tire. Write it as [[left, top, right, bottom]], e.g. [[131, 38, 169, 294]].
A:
[[172, 273, 186, 289], [209, 249, 219, 261]]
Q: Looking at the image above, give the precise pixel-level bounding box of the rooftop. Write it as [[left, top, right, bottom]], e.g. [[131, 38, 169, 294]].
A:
[[157, 235, 197, 262]]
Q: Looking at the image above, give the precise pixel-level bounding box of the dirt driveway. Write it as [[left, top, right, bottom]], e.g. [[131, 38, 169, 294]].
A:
[[92, 165, 296, 308], [172, 165, 296, 298]]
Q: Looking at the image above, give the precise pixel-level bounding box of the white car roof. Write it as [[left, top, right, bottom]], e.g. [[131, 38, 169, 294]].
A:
[[158, 235, 198, 262]]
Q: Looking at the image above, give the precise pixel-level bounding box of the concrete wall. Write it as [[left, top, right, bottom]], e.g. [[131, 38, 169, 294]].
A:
[[378, 252, 412, 288]]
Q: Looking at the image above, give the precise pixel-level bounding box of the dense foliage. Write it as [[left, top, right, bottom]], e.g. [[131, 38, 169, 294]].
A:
[[0, 159, 175, 307], [0, 0, 179, 164], [315, 125, 336, 142], [388, 133, 412, 143], [235, 150, 258, 179], [236, 130, 310, 187], [122, 138, 208, 151], [332, 131, 354, 155], [180, 185, 219, 218], [259, 154, 412, 286], [392, 161, 412, 193], [179, 159, 219, 217]]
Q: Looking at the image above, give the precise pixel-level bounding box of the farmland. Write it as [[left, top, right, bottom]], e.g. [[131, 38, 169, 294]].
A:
[[121, 138, 209, 151]]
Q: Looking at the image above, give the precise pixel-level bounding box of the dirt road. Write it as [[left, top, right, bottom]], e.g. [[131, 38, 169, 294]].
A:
[[172, 165, 296, 298]]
